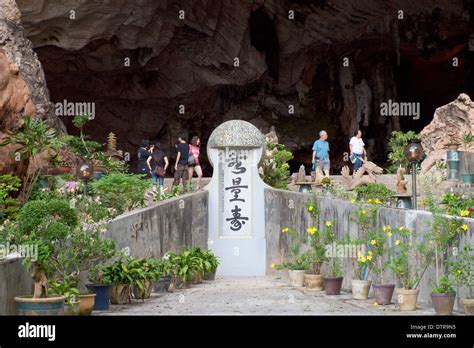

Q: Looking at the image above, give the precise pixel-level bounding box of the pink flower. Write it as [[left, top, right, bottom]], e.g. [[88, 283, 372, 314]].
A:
[[100, 228, 107, 237]]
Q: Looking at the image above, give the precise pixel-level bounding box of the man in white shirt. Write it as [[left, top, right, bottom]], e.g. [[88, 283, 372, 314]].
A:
[[349, 130, 366, 174]]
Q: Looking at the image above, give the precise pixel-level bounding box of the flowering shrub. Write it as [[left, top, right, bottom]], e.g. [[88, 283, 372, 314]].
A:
[[441, 192, 474, 217]]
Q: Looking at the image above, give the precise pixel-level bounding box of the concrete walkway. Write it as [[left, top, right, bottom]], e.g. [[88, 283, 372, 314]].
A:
[[97, 276, 440, 316]]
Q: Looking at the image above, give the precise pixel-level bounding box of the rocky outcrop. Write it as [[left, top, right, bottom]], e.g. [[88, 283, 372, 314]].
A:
[[1, 0, 470, 174], [420, 93, 474, 173]]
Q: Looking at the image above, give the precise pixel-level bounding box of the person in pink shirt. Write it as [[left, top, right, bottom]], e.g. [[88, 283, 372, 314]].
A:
[[187, 136, 203, 190]]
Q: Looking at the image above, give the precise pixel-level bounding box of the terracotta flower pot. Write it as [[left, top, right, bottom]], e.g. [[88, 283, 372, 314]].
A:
[[288, 270, 306, 287], [109, 284, 130, 304], [78, 294, 96, 315], [64, 300, 80, 316], [352, 279, 372, 300], [431, 292, 456, 315], [304, 273, 324, 291], [461, 298, 474, 315], [373, 284, 395, 305], [396, 288, 420, 311], [324, 276, 343, 295]]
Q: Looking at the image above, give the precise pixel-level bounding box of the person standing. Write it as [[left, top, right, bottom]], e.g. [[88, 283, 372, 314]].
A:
[[349, 129, 366, 174], [147, 142, 169, 197], [173, 136, 189, 190], [137, 139, 150, 177], [187, 136, 203, 190], [312, 130, 330, 176]]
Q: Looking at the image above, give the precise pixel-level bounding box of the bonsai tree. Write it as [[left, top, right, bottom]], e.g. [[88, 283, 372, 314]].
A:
[[259, 143, 293, 189], [18, 199, 79, 298]]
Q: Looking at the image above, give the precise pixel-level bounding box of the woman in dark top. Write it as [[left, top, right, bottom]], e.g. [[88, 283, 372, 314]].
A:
[[137, 139, 150, 176], [147, 142, 169, 197]]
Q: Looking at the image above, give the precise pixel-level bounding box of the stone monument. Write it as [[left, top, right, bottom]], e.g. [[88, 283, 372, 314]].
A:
[[206, 120, 267, 276]]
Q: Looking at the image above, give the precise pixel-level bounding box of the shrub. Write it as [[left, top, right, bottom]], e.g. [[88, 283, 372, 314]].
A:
[[260, 143, 293, 189], [387, 130, 421, 172], [91, 174, 149, 215], [441, 193, 474, 217], [354, 182, 394, 203], [0, 174, 21, 222]]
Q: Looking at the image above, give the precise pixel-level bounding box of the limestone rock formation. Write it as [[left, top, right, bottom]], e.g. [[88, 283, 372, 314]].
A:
[[0, 0, 65, 173], [10, 0, 468, 173], [420, 93, 474, 174]]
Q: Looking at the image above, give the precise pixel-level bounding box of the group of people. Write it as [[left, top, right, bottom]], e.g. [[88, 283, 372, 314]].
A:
[[312, 129, 366, 176], [137, 136, 203, 196]]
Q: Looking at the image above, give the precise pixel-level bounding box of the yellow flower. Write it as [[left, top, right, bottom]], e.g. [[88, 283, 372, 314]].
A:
[[383, 225, 391, 232], [351, 199, 356, 203], [367, 255, 373, 261], [461, 224, 469, 231], [271, 263, 276, 268], [308, 205, 314, 212], [457, 269, 462, 274], [361, 210, 366, 215], [307, 227, 317, 234], [368, 199, 373, 203], [387, 232, 392, 237], [370, 239, 377, 245], [325, 221, 332, 227], [460, 210, 469, 217], [395, 240, 401, 245], [367, 251, 373, 255], [398, 226, 404, 231], [361, 257, 367, 263], [374, 199, 382, 205], [281, 227, 289, 233]]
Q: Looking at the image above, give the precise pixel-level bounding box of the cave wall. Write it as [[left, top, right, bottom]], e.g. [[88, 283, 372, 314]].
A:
[[10, 0, 472, 173]]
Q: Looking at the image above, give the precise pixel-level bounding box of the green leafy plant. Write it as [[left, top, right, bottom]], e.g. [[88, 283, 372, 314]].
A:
[[49, 279, 80, 305], [89, 151, 128, 174], [354, 183, 394, 203], [61, 135, 102, 158], [72, 114, 93, 155], [303, 197, 327, 275], [387, 130, 421, 172], [260, 143, 293, 189], [273, 227, 309, 271], [447, 245, 473, 299], [0, 174, 21, 223], [91, 174, 149, 215], [441, 193, 474, 217], [431, 275, 456, 294]]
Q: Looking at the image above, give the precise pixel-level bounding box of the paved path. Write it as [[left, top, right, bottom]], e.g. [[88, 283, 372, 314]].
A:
[[97, 276, 439, 315]]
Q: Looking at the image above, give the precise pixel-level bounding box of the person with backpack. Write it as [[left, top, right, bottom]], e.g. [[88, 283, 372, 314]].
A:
[[173, 135, 189, 190], [147, 142, 169, 197], [187, 136, 202, 190]]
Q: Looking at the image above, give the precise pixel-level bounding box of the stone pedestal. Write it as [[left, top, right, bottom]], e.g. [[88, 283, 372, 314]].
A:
[[206, 120, 267, 276]]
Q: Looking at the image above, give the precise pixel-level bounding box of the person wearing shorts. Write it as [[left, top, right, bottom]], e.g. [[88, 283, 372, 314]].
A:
[[147, 142, 168, 197], [187, 136, 203, 190], [312, 130, 330, 176], [173, 136, 189, 190]]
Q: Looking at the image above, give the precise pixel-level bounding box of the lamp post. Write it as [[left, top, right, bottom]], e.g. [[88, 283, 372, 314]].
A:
[[404, 141, 424, 210], [77, 162, 93, 196]]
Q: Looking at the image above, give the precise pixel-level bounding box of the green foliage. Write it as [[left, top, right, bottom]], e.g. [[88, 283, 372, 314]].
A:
[[354, 183, 394, 203], [49, 279, 80, 305], [431, 275, 456, 294], [91, 174, 149, 215], [155, 185, 181, 201], [62, 135, 102, 158], [387, 130, 421, 171], [447, 245, 473, 298], [102, 257, 134, 285], [0, 116, 58, 160], [260, 143, 293, 189], [0, 174, 21, 222], [18, 199, 78, 236], [441, 193, 474, 217], [90, 151, 128, 173]]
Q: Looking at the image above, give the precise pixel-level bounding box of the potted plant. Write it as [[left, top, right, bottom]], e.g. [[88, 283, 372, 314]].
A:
[[154, 253, 174, 293], [14, 199, 79, 315], [430, 275, 457, 315], [277, 227, 308, 287], [460, 132, 474, 184], [130, 257, 161, 300], [102, 257, 133, 305], [352, 246, 373, 300], [321, 221, 343, 295], [303, 201, 326, 291], [369, 226, 394, 304], [447, 245, 474, 315], [202, 249, 220, 280], [86, 264, 112, 310], [389, 227, 433, 311], [49, 279, 80, 316]]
